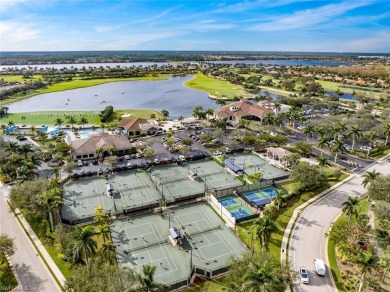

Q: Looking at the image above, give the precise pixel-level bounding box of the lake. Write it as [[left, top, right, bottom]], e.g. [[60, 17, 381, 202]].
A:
[[8, 76, 217, 118], [207, 60, 348, 66], [0, 59, 348, 71]]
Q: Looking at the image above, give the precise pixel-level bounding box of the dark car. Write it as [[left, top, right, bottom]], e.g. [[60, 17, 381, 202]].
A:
[[83, 161, 89, 166], [85, 170, 92, 176], [97, 168, 103, 175], [17, 137, 27, 141]]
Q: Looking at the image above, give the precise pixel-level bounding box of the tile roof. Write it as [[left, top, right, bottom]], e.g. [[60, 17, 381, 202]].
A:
[[119, 118, 149, 131], [71, 134, 132, 156], [214, 100, 273, 119]]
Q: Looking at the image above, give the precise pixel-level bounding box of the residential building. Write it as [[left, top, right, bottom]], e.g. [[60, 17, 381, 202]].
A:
[[213, 99, 274, 127], [71, 133, 132, 160], [119, 118, 158, 136], [256, 100, 291, 116]]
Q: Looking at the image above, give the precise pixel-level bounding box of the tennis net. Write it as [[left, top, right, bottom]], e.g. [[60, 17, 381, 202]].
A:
[[127, 239, 169, 253], [186, 225, 220, 238]]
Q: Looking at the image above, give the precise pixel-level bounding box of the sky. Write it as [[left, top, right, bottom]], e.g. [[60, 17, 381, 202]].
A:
[[0, 0, 389, 53]]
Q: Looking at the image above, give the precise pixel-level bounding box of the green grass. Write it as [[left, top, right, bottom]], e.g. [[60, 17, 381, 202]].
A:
[[0, 109, 161, 126], [26, 216, 73, 278], [328, 197, 370, 292], [0, 75, 168, 107], [1, 74, 42, 82], [185, 73, 252, 99], [0, 253, 18, 291]]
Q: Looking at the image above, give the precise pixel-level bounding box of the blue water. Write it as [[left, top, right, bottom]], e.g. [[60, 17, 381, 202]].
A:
[[208, 60, 348, 66], [219, 198, 237, 207], [260, 187, 278, 198], [244, 193, 260, 201], [325, 91, 374, 102], [231, 209, 250, 219]]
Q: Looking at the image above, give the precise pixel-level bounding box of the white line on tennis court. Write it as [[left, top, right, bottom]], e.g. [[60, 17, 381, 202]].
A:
[[152, 222, 177, 272], [174, 214, 208, 260]]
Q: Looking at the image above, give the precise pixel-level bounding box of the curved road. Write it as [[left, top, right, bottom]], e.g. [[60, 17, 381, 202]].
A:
[[288, 157, 390, 292], [0, 187, 60, 292]]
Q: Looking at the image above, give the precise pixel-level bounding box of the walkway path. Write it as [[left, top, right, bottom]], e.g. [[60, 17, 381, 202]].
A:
[[281, 154, 390, 292], [0, 185, 62, 292]]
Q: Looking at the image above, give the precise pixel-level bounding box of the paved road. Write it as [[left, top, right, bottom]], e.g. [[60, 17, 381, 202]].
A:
[[288, 157, 390, 292], [0, 187, 60, 292]]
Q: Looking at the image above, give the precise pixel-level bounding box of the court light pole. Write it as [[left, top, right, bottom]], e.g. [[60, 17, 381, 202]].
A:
[[188, 247, 198, 269]]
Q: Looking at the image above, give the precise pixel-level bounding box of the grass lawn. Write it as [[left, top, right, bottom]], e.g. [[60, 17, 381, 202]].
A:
[[185, 73, 252, 99], [236, 169, 349, 258], [0, 74, 168, 107], [0, 109, 161, 126], [0, 74, 42, 82], [0, 253, 18, 291], [328, 198, 370, 292]]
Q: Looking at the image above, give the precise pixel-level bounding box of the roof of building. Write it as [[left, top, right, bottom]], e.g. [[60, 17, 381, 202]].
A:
[[214, 100, 273, 119], [71, 133, 132, 156], [265, 147, 291, 158], [119, 118, 149, 131]]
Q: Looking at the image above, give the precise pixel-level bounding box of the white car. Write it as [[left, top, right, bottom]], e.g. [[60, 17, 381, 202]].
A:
[[179, 155, 186, 161], [299, 267, 309, 284], [77, 160, 83, 167]]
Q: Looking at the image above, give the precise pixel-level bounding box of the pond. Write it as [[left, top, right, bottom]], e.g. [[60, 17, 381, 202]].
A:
[[8, 76, 217, 118], [207, 60, 349, 66]]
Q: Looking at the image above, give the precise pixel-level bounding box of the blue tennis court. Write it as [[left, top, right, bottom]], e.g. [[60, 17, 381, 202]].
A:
[[231, 209, 250, 219], [244, 192, 260, 201], [260, 187, 278, 198], [219, 198, 237, 207]]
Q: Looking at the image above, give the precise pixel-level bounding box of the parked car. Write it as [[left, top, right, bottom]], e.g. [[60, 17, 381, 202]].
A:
[[77, 160, 83, 167], [154, 158, 160, 164], [125, 155, 131, 160], [127, 162, 132, 168], [136, 153, 142, 158], [179, 155, 186, 161], [299, 267, 309, 284]]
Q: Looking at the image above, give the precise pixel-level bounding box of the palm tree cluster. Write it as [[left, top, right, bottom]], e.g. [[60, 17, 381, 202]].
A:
[[0, 139, 43, 183]]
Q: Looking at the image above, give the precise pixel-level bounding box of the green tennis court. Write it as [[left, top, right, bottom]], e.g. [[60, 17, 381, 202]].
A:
[[111, 203, 246, 287], [188, 160, 243, 191], [225, 153, 287, 179], [62, 170, 161, 223]]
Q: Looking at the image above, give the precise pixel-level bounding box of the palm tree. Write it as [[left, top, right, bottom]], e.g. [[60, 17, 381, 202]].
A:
[[67, 116, 77, 131], [5, 141, 19, 154], [254, 215, 276, 251], [55, 118, 64, 127], [7, 121, 15, 127], [341, 196, 360, 220], [273, 102, 281, 116], [177, 116, 184, 124], [357, 253, 379, 292], [17, 143, 34, 158], [349, 125, 363, 152], [96, 147, 103, 159], [262, 112, 274, 125], [331, 138, 346, 163], [332, 122, 347, 140], [215, 98, 226, 106], [150, 113, 156, 120], [71, 226, 98, 264], [242, 261, 284, 292], [317, 156, 331, 171], [361, 170, 380, 188], [274, 189, 286, 211], [303, 123, 316, 142], [136, 264, 168, 291], [79, 117, 88, 129], [41, 188, 62, 230], [101, 241, 116, 264], [384, 123, 390, 147], [51, 167, 61, 179], [107, 146, 116, 156], [95, 223, 110, 243], [100, 123, 106, 133]]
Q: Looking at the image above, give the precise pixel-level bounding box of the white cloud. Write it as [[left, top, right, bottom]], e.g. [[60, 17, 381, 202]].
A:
[[100, 31, 185, 50], [248, 1, 370, 31], [0, 0, 29, 13], [0, 21, 39, 50]]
